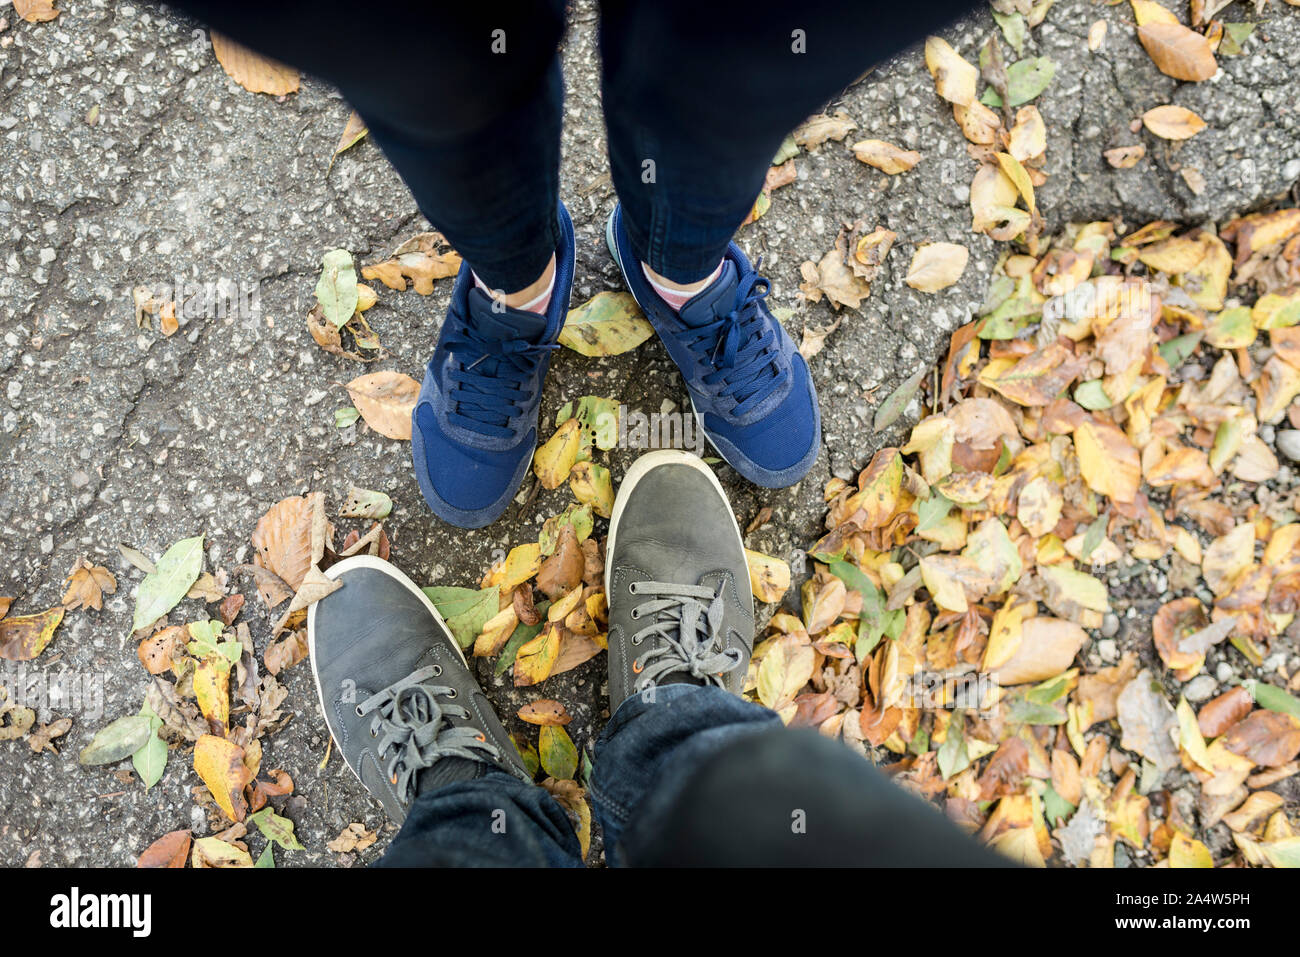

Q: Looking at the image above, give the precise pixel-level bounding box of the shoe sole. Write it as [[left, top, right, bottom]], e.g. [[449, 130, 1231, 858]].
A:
[[604, 449, 751, 610], [306, 554, 466, 785], [604, 208, 817, 489]]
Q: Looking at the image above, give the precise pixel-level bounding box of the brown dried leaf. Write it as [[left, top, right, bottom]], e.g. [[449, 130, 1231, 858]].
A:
[[210, 32, 299, 96]]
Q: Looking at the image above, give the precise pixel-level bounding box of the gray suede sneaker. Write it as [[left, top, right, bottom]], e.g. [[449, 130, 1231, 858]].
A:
[[604, 450, 755, 711], [307, 555, 530, 824]]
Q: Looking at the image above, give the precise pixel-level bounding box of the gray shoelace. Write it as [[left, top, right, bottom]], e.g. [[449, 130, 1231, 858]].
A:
[[629, 580, 743, 691], [356, 665, 509, 802]]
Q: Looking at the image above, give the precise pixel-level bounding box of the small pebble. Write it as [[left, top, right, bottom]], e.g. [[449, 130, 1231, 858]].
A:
[[1101, 612, 1120, 637], [1184, 675, 1217, 703], [1097, 638, 1119, 662], [1215, 661, 1234, 683], [1275, 429, 1300, 463]]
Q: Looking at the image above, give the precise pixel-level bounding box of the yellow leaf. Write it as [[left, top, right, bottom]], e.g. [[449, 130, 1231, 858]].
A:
[[1129, 0, 1178, 27], [533, 419, 582, 490], [472, 606, 518, 658], [0, 606, 64, 662], [194, 656, 231, 736], [513, 623, 561, 687], [193, 735, 251, 822], [982, 597, 1031, 672], [924, 36, 978, 106], [501, 544, 542, 591], [569, 461, 614, 518], [995, 152, 1037, 217], [745, 549, 791, 604], [1168, 832, 1214, 868], [1075, 417, 1140, 504], [1176, 696, 1214, 773], [191, 836, 254, 868], [558, 292, 653, 357], [919, 556, 968, 613]]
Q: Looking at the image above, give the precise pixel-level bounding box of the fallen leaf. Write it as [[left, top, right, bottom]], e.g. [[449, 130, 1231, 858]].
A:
[[327, 823, 377, 853], [1142, 104, 1207, 140], [793, 110, 858, 149], [131, 535, 204, 632], [905, 242, 970, 293], [1138, 22, 1218, 82], [361, 233, 461, 294], [61, 559, 117, 612], [14, 0, 60, 23], [1117, 670, 1181, 771], [851, 139, 921, 174], [210, 32, 299, 96], [0, 606, 64, 662], [992, 617, 1087, 684], [345, 371, 419, 440], [1104, 144, 1146, 169], [558, 292, 654, 357], [925, 36, 978, 106], [518, 699, 572, 726], [338, 485, 392, 520], [194, 734, 251, 822], [137, 829, 191, 868], [745, 549, 791, 604]]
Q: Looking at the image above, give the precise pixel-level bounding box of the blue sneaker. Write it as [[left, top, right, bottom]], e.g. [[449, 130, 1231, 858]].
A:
[[412, 204, 575, 528], [605, 206, 820, 488]]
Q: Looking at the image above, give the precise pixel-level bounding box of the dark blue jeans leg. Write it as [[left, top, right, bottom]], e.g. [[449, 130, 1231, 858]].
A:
[[591, 684, 1006, 866], [377, 770, 583, 868], [158, 0, 566, 291], [599, 0, 980, 282]]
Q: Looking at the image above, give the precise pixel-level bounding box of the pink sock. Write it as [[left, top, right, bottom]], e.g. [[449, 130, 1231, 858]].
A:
[[642, 261, 724, 312], [473, 270, 555, 315]]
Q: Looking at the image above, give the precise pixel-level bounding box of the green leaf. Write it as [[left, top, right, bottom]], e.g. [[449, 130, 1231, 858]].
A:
[[339, 485, 393, 520], [873, 366, 927, 432], [511, 734, 540, 777], [916, 492, 954, 532], [249, 807, 305, 851], [539, 724, 579, 780], [1245, 680, 1300, 719], [992, 10, 1026, 55], [1158, 331, 1203, 368], [555, 396, 620, 452], [132, 729, 167, 789], [1004, 690, 1067, 725], [495, 603, 549, 677], [772, 134, 799, 166], [1077, 517, 1106, 563], [79, 714, 153, 766], [1042, 782, 1076, 827], [1219, 22, 1254, 56], [422, 586, 500, 650], [980, 56, 1055, 107], [315, 248, 359, 329], [937, 711, 970, 779], [255, 844, 275, 868], [539, 504, 594, 556], [132, 699, 167, 789], [131, 535, 204, 632], [334, 406, 361, 428], [186, 620, 242, 665], [1073, 379, 1113, 410]]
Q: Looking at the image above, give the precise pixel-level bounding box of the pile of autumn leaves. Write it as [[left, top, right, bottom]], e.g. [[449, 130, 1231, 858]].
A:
[[87, 492, 397, 868], [743, 203, 1300, 867]]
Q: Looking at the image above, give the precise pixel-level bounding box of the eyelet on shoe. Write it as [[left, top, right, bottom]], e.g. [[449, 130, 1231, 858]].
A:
[[628, 582, 638, 594], [475, 733, 486, 743], [446, 688, 457, 698], [630, 608, 640, 620], [390, 773, 398, 785], [631, 635, 642, 645], [355, 706, 364, 717], [632, 659, 644, 674], [432, 665, 443, 676]]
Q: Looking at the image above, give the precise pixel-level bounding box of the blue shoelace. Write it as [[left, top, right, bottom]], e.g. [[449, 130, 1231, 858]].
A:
[[682, 265, 788, 418], [443, 319, 556, 437]]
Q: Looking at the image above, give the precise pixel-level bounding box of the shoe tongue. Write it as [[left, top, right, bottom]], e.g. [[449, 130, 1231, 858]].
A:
[[467, 287, 549, 343], [678, 261, 738, 328]]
